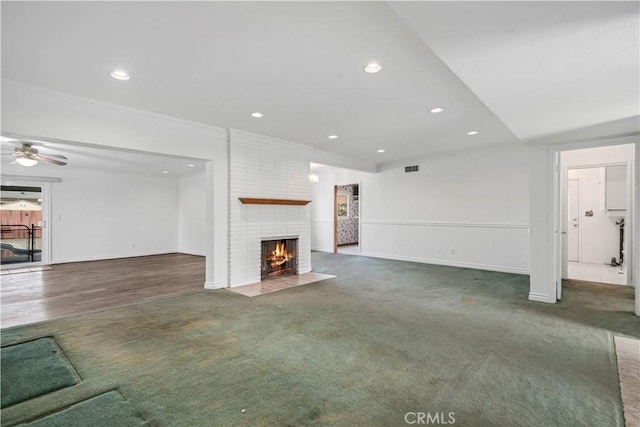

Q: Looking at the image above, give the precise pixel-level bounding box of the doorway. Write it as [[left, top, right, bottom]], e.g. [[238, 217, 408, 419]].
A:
[[556, 142, 636, 301], [0, 183, 50, 268], [334, 183, 360, 254], [564, 165, 628, 285]]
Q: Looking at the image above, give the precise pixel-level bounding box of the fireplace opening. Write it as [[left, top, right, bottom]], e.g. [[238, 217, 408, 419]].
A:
[[261, 238, 298, 280]]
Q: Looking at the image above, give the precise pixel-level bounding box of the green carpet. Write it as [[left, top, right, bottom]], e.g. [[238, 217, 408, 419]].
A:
[[1, 337, 79, 408], [21, 391, 146, 427], [1, 252, 638, 426]]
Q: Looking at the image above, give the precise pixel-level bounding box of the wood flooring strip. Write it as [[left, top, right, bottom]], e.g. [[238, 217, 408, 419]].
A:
[[1, 253, 206, 329]]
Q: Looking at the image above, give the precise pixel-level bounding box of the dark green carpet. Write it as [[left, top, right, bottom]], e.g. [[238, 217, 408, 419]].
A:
[[1, 337, 79, 408], [1, 252, 638, 426], [20, 391, 146, 427]]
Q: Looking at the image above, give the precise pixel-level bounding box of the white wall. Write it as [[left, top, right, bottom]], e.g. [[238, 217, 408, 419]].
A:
[[228, 130, 312, 287], [311, 167, 368, 253], [2, 81, 229, 287], [561, 144, 635, 168], [2, 164, 179, 263], [311, 143, 530, 274], [178, 171, 206, 256], [528, 135, 638, 308]]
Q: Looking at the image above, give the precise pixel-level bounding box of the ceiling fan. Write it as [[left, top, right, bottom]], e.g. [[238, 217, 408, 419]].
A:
[[10, 142, 68, 167]]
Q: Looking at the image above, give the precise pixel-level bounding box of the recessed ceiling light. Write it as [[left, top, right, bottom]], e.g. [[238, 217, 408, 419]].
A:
[[250, 112, 263, 118], [467, 131, 479, 135], [162, 170, 169, 174], [430, 107, 444, 113], [364, 63, 382, 74], [188, 164, 195, 167], [328, 135, 338, 140], [377, 149, 386, 153], [110, 70, 130, 80]]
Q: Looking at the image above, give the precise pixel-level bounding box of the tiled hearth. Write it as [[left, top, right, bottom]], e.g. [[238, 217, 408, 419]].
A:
[[228, 272, 336, 297]]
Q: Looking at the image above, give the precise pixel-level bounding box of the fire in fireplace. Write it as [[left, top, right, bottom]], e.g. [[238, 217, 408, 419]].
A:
[[261, 238, 298, 280]]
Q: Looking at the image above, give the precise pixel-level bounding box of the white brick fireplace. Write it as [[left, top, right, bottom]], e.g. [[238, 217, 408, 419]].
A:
[[228, 129, 312, 287]]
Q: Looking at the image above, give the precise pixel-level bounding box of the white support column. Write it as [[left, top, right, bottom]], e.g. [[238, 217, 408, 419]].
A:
[[635, 143, 639, 316], [213, 154, 229, 288], [528, 144, 557, 303], [204, 157, 228, 289]]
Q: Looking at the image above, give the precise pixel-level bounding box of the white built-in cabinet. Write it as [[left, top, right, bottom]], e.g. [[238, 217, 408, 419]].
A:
[[604, 165, 627, 214]]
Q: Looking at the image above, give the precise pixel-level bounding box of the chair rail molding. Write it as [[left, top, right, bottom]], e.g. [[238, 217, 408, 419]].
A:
[[238, 198, 311, 206]]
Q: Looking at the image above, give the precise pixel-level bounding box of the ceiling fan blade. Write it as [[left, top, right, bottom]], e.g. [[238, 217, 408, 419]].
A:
[[16, 140, 46, 146], [40, 153, 68, 160], [35, 155, 67, 166]]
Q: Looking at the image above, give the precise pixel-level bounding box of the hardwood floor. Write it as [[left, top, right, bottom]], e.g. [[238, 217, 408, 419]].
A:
[[0, 253, 205, 329]]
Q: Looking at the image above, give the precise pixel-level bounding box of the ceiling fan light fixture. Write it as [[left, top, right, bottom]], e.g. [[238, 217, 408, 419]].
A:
[[16, 157, 38, 167]]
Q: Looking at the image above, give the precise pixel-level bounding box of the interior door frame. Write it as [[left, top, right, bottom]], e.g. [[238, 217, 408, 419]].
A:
[[333, 182, 362, 254], [333, 185, 338, 253], [551, 136, 638, 315], [564, 164, 629, 272], [0, 179, 52, 268], [566, 178, 580, 263]]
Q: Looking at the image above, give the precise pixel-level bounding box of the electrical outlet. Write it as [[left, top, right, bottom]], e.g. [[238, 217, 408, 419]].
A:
[[436, 247, 441, 254], [450, 248, 455, 255], [132, 243, 136, 248]]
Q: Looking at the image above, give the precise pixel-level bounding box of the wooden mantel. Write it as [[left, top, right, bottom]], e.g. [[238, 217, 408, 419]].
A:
[[239, 198, 311, 206]]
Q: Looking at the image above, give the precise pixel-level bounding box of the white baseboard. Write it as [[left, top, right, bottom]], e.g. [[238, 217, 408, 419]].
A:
[[228, 280, 258, 288], [358, 251, 530, 275], [311, 247, 334, 253], [204, 280, 227, 290], [51, 250, 178, 264], [177, 250, 206, 257], [528, 292, 556, 303]]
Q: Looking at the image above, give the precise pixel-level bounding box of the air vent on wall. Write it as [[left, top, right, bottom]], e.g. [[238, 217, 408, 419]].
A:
[[405, 165, 419, 173]]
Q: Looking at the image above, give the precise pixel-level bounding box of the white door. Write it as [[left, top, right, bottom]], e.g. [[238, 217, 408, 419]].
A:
[[567, 179, 580, 262]]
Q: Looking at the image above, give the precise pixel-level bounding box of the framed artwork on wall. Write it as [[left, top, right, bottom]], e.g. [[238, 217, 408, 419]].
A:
[[336, 192, 349, 218]]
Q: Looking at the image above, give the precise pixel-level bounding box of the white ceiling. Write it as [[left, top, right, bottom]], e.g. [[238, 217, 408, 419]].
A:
[[1, 2, 638, 168], [389, 1, 640, 143]]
